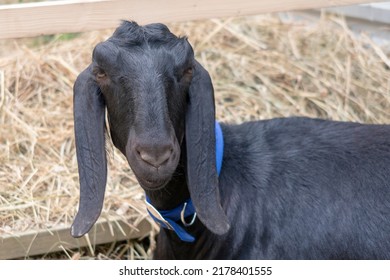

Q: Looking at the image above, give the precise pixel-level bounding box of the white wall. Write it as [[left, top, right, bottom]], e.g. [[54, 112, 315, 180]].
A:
[[326, 1, 390, 24], [363, 2, 390, 9]]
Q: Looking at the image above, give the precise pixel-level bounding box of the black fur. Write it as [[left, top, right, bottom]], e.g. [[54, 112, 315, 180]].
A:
[[155, 118, 390, 259], [72, 21, 390, 259]]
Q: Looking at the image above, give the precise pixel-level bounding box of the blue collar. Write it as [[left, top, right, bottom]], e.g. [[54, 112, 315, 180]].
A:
[[145, 121, 224, 242]]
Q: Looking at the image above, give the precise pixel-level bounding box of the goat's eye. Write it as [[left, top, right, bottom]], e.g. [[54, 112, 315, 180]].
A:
[[184, 67, 193, 76], [179, 67, 193, 84], [93, 67, 107, 80], [96, 70, 106, 79]]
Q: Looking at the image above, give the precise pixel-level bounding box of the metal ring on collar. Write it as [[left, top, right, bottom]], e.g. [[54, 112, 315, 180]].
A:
[[180, 202, 197, 227]]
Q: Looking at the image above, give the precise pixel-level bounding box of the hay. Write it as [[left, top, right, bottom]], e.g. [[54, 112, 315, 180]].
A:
[[0, 31, 151, 259], [0, 14, 389, 259]]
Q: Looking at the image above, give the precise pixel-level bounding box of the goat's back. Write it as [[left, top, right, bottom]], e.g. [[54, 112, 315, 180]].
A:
[[216, 117, 390, 259]]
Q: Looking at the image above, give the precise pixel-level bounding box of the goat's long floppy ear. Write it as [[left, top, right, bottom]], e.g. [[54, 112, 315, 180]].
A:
[[185, 61, 230, 235], [71, 66, 107, 238]]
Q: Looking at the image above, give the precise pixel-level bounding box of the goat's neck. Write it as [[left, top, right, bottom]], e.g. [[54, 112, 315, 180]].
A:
[[144, 150, 190, 210]]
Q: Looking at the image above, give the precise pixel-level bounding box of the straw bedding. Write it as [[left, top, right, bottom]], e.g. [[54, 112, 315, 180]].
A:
[[0, 14, 389, 259]]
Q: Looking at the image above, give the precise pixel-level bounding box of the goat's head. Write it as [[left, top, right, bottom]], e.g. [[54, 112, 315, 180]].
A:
[[71, 21, 229, 238]]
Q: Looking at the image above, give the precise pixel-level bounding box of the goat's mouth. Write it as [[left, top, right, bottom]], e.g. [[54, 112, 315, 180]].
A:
[[125, 134, 181, 191], [128, 153, 179, 190], [127, 154, 179, 190], [135, 175, 170, 191]]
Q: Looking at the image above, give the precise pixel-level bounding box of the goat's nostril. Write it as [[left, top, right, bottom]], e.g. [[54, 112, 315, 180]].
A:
[[137, 146, 173, 168]]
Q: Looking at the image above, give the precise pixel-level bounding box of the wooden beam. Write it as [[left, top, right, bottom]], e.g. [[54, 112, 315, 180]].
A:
[[0, 217, 152, 259], [0, 0, 381, 39]]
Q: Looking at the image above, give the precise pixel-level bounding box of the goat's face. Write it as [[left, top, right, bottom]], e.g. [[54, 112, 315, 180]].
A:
[[92, 24, 194, 190], [71, 21, 230, 238]]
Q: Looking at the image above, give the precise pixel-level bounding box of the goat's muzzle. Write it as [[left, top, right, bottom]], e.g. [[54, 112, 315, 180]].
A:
[[126, 133, 180, 190], [136, 143, 173, 168]]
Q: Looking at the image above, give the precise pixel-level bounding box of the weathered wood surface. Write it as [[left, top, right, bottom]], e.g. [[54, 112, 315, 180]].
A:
[[0, 0, 382, 39], [0, 217, 152, 259]]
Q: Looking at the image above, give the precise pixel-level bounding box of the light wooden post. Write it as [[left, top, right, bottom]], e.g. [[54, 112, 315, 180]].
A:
[[0, 0, 381, 39]]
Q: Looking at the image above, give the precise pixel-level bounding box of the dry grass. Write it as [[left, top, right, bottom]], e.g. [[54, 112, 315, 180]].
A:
[[0, 13, 389, 259]]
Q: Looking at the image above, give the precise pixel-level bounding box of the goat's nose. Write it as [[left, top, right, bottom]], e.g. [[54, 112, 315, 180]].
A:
[[136, 144, 173, 168]]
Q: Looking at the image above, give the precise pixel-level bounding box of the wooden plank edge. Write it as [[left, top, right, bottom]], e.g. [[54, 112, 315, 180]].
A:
[[0, 216, 152, 259], [0, 0, 380, 39]]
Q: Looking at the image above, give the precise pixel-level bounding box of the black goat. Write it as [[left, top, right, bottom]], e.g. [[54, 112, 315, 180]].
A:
[[71, 21, 390, 259]]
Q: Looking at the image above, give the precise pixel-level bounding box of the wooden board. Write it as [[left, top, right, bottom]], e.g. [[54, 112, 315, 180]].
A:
[[0, 0, 383, 39], [0, 217, 152, 259]]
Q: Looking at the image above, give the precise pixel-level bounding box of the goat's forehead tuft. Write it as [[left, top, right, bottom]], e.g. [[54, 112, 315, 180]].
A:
[[110, 21, 185, 49]]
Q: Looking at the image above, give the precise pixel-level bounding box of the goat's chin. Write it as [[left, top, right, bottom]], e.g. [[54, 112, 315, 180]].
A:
[[127, 158, 179, 190], [135, 175, 170, 191], [125, 151, 179, 190]]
